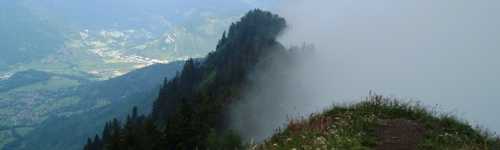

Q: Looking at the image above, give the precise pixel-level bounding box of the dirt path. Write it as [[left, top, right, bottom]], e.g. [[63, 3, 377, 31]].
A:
[[375, 119, 426, 150]]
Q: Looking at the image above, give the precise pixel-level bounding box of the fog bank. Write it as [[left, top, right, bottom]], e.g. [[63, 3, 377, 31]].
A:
[[231, 0, 500, 141]]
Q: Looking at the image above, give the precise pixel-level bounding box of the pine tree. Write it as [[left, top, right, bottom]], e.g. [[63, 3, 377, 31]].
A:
[[84, 138, 92, 150]]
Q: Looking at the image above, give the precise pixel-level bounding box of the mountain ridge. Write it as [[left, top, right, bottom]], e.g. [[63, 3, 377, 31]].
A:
[[83, 9, 288, 150]]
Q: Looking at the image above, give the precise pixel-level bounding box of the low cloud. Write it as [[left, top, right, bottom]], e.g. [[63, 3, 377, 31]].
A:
[[232, 0, 500, 141]]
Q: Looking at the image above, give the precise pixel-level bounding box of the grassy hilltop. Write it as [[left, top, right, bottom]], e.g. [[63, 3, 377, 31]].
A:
[[258, 95, 500, 150]]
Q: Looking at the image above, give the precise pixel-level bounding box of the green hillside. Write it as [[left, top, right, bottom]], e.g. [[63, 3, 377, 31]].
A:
[[259, 95, 500, 150]]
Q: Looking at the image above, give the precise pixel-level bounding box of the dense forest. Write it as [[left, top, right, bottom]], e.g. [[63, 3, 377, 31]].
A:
[[83, 9, 290, 150]]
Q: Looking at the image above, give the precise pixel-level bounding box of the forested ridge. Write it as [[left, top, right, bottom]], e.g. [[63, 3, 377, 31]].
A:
[[79, 8, 500, 150], [84, 9, 289, 150]]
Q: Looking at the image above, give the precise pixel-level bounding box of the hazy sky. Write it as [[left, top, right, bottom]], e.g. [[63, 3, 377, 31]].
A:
[[279, 0, 500, 131], [232, 0, 500, 141]]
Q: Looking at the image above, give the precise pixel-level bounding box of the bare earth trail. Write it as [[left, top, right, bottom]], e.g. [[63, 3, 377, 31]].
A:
[[375, 119, 426, 150]]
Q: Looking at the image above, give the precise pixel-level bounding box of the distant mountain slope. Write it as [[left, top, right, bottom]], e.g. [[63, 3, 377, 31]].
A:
[[21, 0, 276, 29], [0, 70, 90, 93], [3, 61, 184, 150], [77, 61, 185, 104], [259, 95, 500, 150], [0, 1, 64, 71], [0, 70, 90, 143], [1, 0, 277, 79], [0, 70, 51, 93]]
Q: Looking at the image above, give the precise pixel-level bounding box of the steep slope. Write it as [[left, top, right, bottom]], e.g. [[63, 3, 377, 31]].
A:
[[259, 95, 500, 150], [4, 61, 184, 150], [83, 9, 287, 150]]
